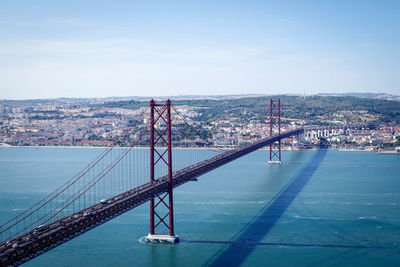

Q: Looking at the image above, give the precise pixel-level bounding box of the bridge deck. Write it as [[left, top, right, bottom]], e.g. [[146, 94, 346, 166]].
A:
[[0, 128, 303, 266]]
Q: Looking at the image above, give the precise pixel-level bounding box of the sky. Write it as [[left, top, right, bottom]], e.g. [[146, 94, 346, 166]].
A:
[[0, 0, 399, 99]]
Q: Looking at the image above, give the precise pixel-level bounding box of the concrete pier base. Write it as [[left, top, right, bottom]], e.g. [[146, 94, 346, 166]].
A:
[[268, 160, 282, 165], [145, 234, 179, 243]]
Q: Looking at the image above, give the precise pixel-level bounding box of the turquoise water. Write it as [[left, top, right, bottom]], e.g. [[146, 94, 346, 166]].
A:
[[0, 148, 399, 266]]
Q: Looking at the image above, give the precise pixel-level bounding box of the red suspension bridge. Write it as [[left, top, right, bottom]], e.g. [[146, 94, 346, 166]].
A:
[[0, 99, 308, 266]]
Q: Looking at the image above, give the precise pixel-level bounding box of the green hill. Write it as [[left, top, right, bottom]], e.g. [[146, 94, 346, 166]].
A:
[[103, 95, 400, 127]]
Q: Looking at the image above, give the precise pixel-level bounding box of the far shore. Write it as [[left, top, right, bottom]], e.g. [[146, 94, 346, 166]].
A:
[[0, 144, 223, 150], [0, 144, 382, 152]]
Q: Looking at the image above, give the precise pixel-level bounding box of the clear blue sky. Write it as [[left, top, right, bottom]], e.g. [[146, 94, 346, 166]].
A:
[[0, 0, 399, 99]]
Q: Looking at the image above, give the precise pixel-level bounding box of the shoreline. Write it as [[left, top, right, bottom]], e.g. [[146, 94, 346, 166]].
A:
[[338, 148, 376, 152], [0, 144, 221, 150], [0, 144, 381, 152]]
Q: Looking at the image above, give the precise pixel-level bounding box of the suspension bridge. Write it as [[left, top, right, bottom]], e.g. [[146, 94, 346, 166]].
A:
[[0, 99, 332, 266]]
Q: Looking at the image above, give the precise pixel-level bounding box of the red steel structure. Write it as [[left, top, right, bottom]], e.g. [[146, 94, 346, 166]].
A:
[[269, 99, 281, 163], [1, 97, 309, 265], [149, 99, 175, 236]]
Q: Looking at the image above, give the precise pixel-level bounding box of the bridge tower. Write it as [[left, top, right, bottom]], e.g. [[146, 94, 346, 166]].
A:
[[146, 99, 179, 243], [268, 99, 282, 164]]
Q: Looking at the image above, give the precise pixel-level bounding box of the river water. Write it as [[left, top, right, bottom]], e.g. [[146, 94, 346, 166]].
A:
[[0, 147, 399, 266]]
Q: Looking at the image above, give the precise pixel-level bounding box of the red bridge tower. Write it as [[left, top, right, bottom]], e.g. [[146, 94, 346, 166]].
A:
[[268, 99, 282, 164], [146, 99, 179, 243]]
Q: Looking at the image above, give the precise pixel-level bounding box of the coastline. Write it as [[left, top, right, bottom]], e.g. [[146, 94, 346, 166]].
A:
[[338, 148, 376, 152], [0, 144, 222, 150], [0, 144, 303, 150], [0, 144, 381, 152]]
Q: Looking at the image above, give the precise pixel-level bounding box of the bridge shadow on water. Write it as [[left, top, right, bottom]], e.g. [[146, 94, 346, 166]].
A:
[[202, 148, 328, 267], [181, 239, 383, 249]]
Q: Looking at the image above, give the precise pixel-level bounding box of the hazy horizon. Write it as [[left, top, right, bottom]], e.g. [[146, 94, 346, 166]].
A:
[[1, 91, 400, 102]]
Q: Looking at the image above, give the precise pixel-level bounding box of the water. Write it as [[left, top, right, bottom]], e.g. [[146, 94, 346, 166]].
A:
[[0, 147, 399, 266]]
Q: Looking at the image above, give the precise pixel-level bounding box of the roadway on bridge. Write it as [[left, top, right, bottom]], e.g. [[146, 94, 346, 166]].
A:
[[0, 129, 303, 266]]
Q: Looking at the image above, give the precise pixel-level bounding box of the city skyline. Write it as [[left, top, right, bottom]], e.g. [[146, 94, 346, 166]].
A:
[[1, 0, 400, 99]]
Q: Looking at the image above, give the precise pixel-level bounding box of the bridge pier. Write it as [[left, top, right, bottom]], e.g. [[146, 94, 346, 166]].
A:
[[146, 234, 179, 243], [268, 160, 282, 164]]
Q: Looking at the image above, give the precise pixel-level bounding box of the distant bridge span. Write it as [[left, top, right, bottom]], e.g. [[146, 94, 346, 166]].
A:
[[0, 128, 303, 266]]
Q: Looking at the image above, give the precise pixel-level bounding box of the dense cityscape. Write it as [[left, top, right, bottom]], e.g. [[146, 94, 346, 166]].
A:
[[1, 95, 399, 151]]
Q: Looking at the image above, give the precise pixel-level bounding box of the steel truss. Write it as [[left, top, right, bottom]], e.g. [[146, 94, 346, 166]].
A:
[[269, 99, 281, 163], [149, 99, 174, 236]]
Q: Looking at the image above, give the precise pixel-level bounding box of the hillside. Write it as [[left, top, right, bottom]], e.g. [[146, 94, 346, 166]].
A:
[[102, 95, 400, 127]]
